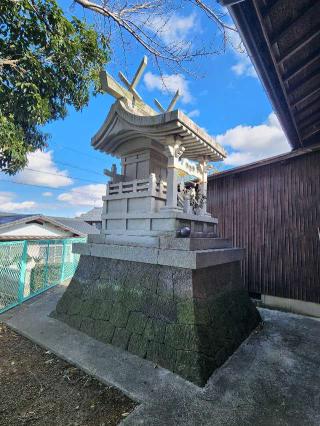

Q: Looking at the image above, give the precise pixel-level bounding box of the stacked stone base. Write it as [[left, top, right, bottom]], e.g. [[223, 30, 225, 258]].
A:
[[53, 255, 261, 386]]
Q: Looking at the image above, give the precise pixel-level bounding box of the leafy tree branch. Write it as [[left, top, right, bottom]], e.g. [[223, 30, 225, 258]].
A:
[[0, 0, 109, 174]]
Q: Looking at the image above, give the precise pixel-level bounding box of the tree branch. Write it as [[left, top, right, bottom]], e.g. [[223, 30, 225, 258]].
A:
[[73, 0, 238, 70]]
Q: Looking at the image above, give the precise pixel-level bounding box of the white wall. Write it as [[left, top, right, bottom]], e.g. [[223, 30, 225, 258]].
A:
[[0, 221, 72, 237]]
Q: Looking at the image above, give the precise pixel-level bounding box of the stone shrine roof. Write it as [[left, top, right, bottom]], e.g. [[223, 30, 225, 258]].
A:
[[92, 100, 227, 161]]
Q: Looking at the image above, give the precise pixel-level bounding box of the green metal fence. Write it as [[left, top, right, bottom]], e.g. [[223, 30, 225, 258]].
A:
[[0, 237, 85, 314]]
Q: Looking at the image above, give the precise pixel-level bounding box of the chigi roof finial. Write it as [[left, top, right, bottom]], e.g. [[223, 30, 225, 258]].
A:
[[99, 56, 181, 116]]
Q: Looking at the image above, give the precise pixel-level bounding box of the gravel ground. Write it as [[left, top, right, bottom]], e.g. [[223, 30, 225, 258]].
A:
[[0, 323, 137, 426]]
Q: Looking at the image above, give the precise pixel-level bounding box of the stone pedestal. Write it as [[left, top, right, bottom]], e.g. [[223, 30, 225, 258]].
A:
[[52, 239, 261, 386]]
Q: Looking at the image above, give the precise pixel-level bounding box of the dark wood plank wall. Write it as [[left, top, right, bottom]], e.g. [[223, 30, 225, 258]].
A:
[[207, 149, 320, 303]]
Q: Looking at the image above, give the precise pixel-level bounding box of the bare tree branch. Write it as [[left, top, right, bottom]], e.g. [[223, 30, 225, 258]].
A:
[[72, 0, 238, 72]]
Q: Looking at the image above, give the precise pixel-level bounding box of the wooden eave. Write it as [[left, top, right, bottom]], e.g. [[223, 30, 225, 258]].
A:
[[91, 100, 227, 161], [226, 0, 320, 150]]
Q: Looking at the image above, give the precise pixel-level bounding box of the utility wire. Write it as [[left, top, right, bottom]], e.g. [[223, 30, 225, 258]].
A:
[[0, 178, 105, 193], [53, 143, 107, 162], [23, 167, 105, 185], [53, 160, 105, 177]]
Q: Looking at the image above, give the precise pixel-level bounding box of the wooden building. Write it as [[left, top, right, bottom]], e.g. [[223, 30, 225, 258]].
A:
[[212, 0, 320, 316]]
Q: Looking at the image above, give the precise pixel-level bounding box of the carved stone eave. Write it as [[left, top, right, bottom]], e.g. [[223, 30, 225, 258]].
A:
[[91, 100, 227, 161]]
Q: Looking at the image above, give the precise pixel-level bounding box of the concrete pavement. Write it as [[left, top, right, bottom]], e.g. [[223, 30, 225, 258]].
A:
[[1, 285, 319, 425]]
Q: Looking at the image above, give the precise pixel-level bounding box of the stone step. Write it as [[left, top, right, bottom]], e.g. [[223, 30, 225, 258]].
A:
[[88, 234, 233, 250], [91, 234, 160, 248], [159, 236, 233, 251], [73, 242, 245, 269]]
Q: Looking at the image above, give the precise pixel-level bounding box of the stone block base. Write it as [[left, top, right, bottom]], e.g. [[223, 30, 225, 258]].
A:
[[52, 256, 261, 386]]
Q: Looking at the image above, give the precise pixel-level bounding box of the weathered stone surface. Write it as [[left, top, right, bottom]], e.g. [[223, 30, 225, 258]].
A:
[[53, 255, 261, 386], [112, 328, 131, 350], [128, 334, 148, 358], [80, 318, 95, 335], [92, 300, 113, 321], [127, 312, 147, 334], [109, 304, 130, 328], [93, 321, 115, 342], [73, 243, 245, 269], [159, 236, 233, 251]]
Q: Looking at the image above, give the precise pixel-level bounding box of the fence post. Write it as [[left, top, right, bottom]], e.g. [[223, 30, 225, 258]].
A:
[[60, 239, 66, 283], [44, 241, 50, 287], [18, 240, 28, 302]]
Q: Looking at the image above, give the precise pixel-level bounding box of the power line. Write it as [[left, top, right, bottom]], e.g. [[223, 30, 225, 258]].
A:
[[53, 160, 105, 177], [23, 167, 105, 185], [0, 178, 106, 193], [53, 143, 107, 162]]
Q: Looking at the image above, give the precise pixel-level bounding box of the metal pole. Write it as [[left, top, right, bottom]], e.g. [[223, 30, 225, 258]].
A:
[[44, 241, 50, 288], [60, 239, 66, 283], [18, 240, 28, 302]]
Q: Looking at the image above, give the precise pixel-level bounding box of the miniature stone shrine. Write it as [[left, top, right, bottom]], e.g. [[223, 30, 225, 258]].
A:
[[53, 57, 261, 386]]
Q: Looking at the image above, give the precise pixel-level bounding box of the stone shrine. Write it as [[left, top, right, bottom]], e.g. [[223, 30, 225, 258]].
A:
[[53, 57, 261, 386]]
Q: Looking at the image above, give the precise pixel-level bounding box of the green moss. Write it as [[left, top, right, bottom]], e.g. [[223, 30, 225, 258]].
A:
[[112, 328, 131, 350], [92, 300, 113, 321], [80, 318, 95, 335], [109, 303, 130, 328], [54, 257, 261, 387], [68, 298, 83, 316], [175, 351, 216, 386], [177, 301, 194, 324], [93, 320, 115, 343], [143, 319, 166, 343], [127, 312, 147, 334], [128, 334, 148, 358]]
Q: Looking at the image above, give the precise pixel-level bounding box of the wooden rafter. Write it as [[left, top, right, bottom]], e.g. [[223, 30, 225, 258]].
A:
[[283, 48, 320, 82], [252, 0, 304, 146], [269, 1, 318, 46], [278, 27, 320, 65]]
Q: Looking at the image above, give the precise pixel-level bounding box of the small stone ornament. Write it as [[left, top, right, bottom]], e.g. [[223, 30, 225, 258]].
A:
[[177, 226, 191, 238]]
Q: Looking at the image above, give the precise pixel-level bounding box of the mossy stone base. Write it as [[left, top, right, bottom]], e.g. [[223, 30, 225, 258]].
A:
[[52, 255, 261, 386]]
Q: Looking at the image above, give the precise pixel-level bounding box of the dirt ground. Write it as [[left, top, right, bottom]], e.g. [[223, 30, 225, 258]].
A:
[[0, 323, 137, 426]]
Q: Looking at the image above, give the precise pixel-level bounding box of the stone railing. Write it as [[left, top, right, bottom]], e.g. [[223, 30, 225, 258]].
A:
[[106, 174, 167, 199]]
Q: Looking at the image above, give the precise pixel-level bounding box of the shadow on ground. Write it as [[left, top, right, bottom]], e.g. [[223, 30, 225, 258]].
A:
[[1, 286, 319, 426]]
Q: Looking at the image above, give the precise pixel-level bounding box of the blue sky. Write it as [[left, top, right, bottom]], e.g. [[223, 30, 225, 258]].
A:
[[0, 1, 291, 217]]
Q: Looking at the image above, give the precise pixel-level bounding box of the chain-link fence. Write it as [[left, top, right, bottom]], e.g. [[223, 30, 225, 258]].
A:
[[0, 238, 85, 314]]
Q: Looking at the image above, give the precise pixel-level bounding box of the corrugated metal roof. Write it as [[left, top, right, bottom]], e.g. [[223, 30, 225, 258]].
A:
[[0, 213, 100, 236], [49, 217, 100, 235], [0, 214, 33, 225], [0, 235, 70, 241], [78, 207, 102, 222]]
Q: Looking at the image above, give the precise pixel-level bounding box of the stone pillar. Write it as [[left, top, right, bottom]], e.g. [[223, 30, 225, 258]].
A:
[[162, 136, 185, 212], [146, 173, 156, 213], [199, 156, 209, 216]]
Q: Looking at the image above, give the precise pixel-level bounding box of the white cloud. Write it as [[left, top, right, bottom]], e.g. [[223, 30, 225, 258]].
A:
[[13, 150, 73, 188], [144, 72, 192, 104], [216, 112, 291, 167], [231, 54, 257, 78], [58, 184, 105, 207], [147, 13, 197, 46], [42, 191, 53, 197], [227, 28, 257, 79], [187, 109, 200, 118], [0, 192, 37, 212]]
